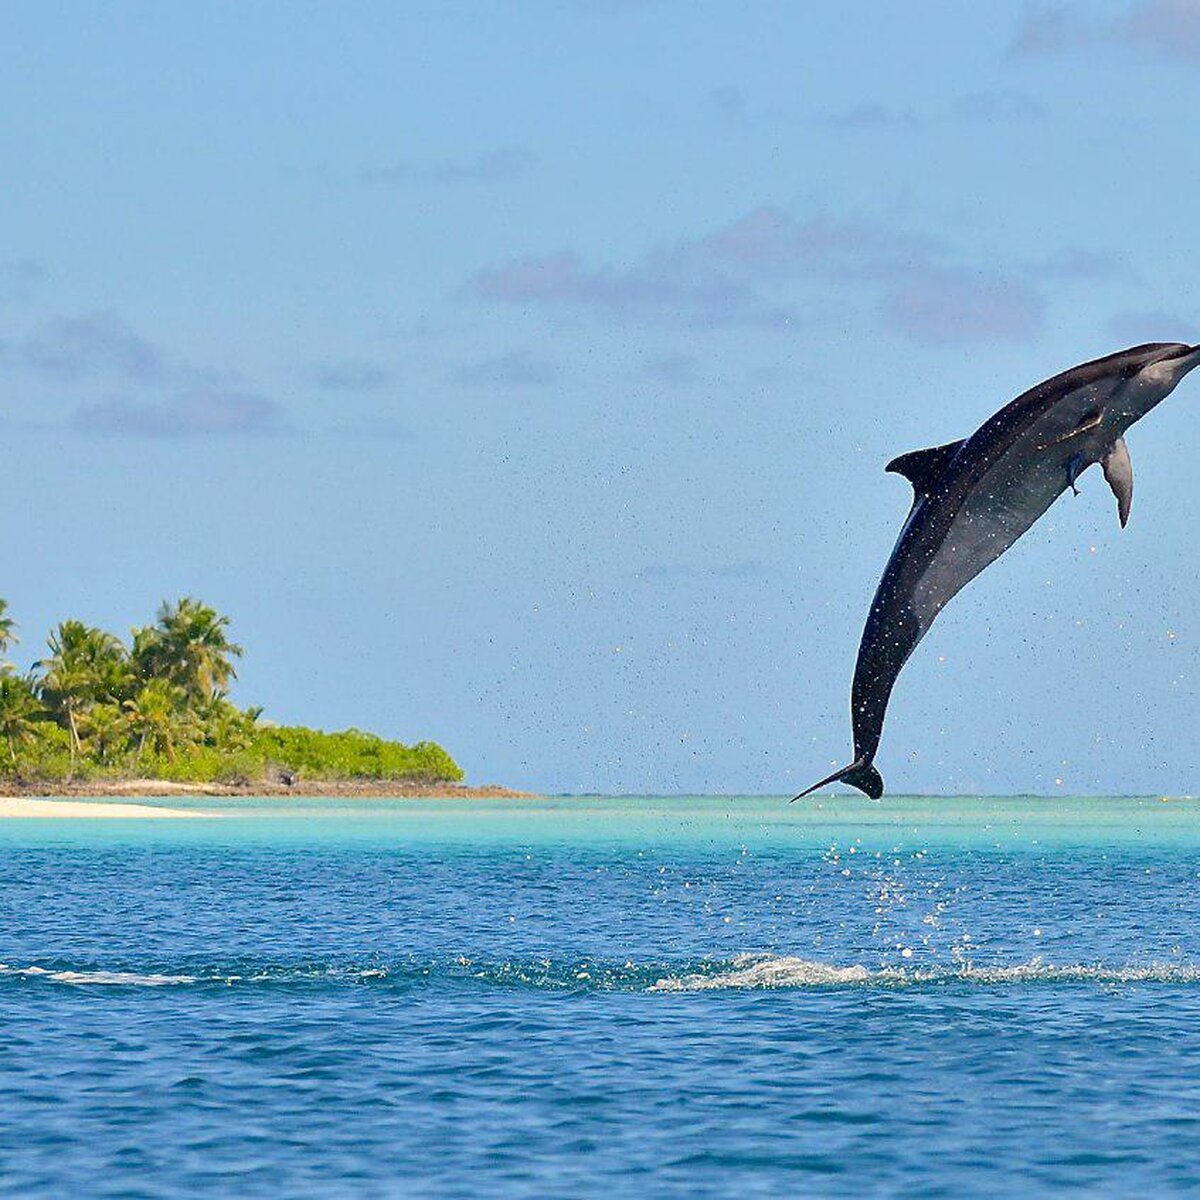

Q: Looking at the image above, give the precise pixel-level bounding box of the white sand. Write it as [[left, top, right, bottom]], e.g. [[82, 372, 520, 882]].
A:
[[0, 798, 212, 819]]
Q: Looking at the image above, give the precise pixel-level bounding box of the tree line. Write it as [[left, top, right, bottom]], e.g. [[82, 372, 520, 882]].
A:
[[0, 598, 460, 784]]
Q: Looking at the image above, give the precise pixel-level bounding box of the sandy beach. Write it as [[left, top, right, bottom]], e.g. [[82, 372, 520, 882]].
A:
[[0, 797, 209, 819], [0, 779, 535, 801]]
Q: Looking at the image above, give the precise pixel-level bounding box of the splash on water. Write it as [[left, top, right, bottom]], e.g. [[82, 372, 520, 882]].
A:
[[650, 952, 1200, 991], [4, 953, 1200, 992]]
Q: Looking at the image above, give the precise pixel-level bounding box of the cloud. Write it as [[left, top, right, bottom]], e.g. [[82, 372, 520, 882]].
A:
[[1031, 247, 1125, 281], [464, 249, 790, 330], [308, 359, 394, 392], [465, 208, 944, 331], [74, 389, 283, 437], [881, 267, 1046, 346], [1124, 0, 1200, 59], [824, 92, 1044, 134], [451, 350, 558, 388], [704, 210, 940, 282], [5, 310, 169, 383], [0, 308, 249, 396], [641, 352, 698, 384], [951, 90, 1048, 122], [709, 85, 747, 122], [1106, 309, 1197, 345], [465, 205, 1071, 345], [0, 258, 47, 303], [359, 147, 534, 185], [1013, 1, 1200, 62], [826, 104, 922, 131], [1011, 5, 1093, 54]]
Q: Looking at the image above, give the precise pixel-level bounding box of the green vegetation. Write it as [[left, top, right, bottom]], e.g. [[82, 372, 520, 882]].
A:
[[0, 597, 461, 786]]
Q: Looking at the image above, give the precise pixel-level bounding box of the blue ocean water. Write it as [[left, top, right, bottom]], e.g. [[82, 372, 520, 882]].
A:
[[3, 794, 1200, 1196]]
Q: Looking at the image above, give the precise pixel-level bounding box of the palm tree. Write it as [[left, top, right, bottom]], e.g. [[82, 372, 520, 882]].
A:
[[129, 624, 164, 681], [0, 599, 16, 661], [80, 701, 129, 766], [139, 598, 243, 704], [0, 672, 42, 766], [123, 679, 191, 762], [36, 621, 132, 764]]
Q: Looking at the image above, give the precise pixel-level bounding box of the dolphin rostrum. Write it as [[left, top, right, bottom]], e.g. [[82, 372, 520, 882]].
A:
[[797, 341, 1200, 801]]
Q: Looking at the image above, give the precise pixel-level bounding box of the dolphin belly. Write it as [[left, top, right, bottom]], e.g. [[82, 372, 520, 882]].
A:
[[910, 455, 1065, 633]]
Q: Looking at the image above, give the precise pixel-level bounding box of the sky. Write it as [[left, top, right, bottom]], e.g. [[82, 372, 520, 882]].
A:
[[2, 1, 1199, 795]]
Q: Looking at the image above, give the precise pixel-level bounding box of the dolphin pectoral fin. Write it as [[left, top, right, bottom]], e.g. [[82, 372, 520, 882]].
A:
[[792, 756, 884, 802], [1066, 453, 1086, 495], [1040, 408, 1104, 451], [1102, 436, 1133, 528]]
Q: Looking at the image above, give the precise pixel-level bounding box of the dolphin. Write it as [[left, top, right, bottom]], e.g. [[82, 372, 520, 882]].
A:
[[796, 341, 1200, 801]]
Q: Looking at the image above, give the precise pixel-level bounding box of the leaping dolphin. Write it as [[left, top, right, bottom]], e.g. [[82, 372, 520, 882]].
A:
[[797, 341, 1200, 801]]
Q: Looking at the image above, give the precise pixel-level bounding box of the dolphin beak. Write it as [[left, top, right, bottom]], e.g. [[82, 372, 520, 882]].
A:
[[1151, 342, 1200, 379], [1175, 344, 1200, 375]]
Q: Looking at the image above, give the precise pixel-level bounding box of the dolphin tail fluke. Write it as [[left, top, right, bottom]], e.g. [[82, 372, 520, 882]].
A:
[[791, 756, 884, 802]]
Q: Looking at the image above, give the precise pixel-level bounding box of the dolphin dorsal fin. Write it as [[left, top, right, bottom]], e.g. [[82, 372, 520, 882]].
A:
[[885, 439, 966, 496]]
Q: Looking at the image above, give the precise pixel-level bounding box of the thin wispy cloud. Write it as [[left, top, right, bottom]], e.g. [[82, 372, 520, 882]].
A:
[[1014, 1, 1200, 62], [451, 350, 558, 388], [1031, 247, 1125, 281], [0, 309, 235, 392], [1106, 309, 1197, 345], [826, 104, 922, 131], [1012, 5, 1092, 55], [826, 91, 1045, 133], [359, 147, 534, 185], [74, 389, 284, 437], [465, 244, 795, 330], [709, 84, 747, 123], [465, 205, 1094, 345], [464, 207, 939, 331], [881, 267, 1045, 347], [950, 90, 1048, 122], [5, 311, 169, 383], [0, 257, 47, 303], [1124, 0, 1200, 58], [308, 359, 394, 392], [641, 352, 698, 385], [3, 310, 401, 438]]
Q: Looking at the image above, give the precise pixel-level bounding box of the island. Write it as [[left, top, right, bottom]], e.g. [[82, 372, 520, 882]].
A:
[[0, 597, 525, 798]]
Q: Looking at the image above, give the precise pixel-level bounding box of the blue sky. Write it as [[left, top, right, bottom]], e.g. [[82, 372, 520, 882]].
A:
[[2, 1, 1199, 794]]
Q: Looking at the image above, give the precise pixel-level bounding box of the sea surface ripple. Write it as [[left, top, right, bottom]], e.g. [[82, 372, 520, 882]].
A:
[[3, 793, 1200, 1196]]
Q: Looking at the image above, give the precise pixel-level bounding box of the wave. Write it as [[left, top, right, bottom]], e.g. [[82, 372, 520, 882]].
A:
[[0, 964, 198, 987], [649, 953, 1200, 991], [0, 962, 389, 989], [3, 954, 1199, 992]]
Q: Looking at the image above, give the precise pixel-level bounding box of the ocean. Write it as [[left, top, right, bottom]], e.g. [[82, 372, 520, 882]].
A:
[[3, 793, 1200, 1196]]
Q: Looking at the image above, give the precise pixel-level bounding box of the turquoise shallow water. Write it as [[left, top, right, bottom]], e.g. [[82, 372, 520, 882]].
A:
[[3, 794, 1200, 1196]]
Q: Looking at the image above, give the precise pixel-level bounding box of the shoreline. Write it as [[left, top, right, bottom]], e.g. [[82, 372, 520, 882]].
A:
[[0, 779, 537, 800], [0, 798, 210, 818]]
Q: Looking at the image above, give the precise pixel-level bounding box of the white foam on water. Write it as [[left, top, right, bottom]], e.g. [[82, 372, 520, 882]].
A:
[[650, 953, 1200, 992], [6, 954, 1197, 993], [0, 962, 396, 987], [0, 964, 197, 986]]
